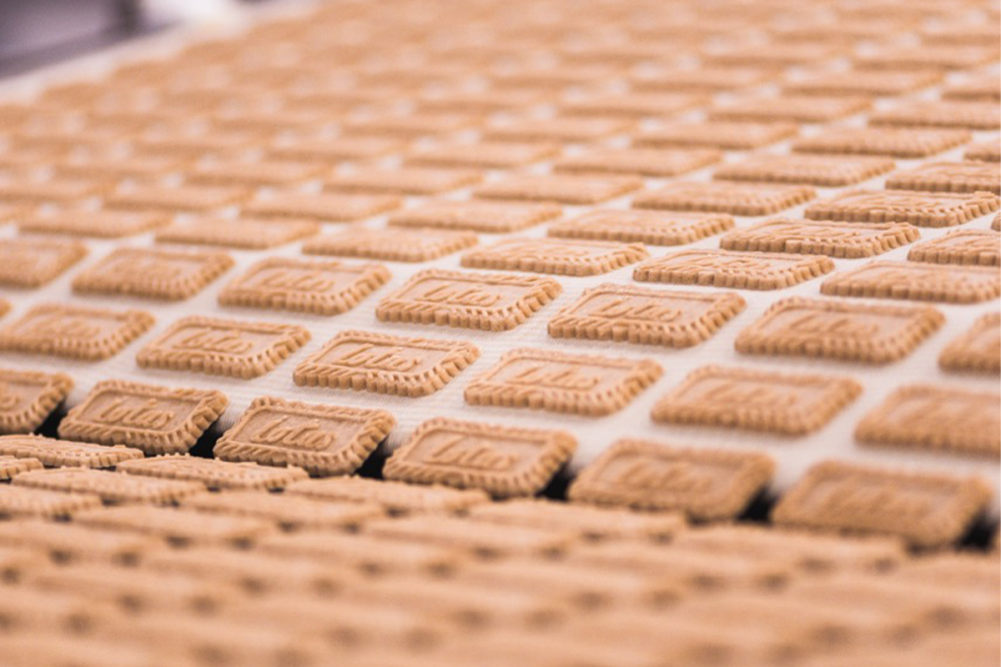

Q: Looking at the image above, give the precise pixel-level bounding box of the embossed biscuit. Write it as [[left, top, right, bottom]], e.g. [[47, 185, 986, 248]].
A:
[[820, 261, 1001, 304], [907, 229, 999, 267], [388, 200, 561, 233], [0, 179, 111, 204], [243, 192, 402, 222], [0, 303, 153, 361], [376, 269, 561, 332], [548, 283, 745, 347], [12, 468, 205, 504], [559, 92, 708, 118], [568, 439, 775, 521], [632, 122, 798, 150], [548, 209, 734, 246], [218, 257, 389, 315], [383, 417, 576, 498], [708, 96, 871, 123], [72, 247, 233, 301], [303, 228, 476, 262], [804, 190, 1000, 227], [181, 490, 384, 530], [155, 217, 319, 249], [286, 475, 489, 514], [942, 75, 1001, 103], [634, 249, 834, 290], [136, 316, 310, 379], [869, 101, 1000, 131], [184, 159, 326, 188], [0, 455, 42, 480], [782, 70, 942, 97], [853, 45, 999, 71], [405, 142, 561, 169], [119, 454, 308, 489], [72, 505, 274, 546], [52, 154, 186, 182], [651, 365, 861, 435], [633, 181, 815, 216], [0, 369, 72, 434], [214, 396, 394, 476], [18, 209, 170, 238], [772, 461, 992, 548], [104, 185, 249, 212], [58, 379, 228, 455], [887, 162, 1000, 195], [964, 140, 1001, 163], [464, 348, 662, 416], [939, 313, 1000, 374], [553, 148, 721, 178], [720, 219, 921, 259], [266, 135, 403, 163], [475, 174, 642, 205], [735, 297, 944, 364], [417, 89, 549, 114], [325, 167, 481, 196], [461, 238, 648, 276], [630, 67, 773, 93], [482, 117, 630, 143], [0, 484, 102, 517], [0, 238, 87, 288], [713, 155, 895, 187], [293, 329, 479, 398], [792, 128, 972, 158], [341, 113, 478, 138], [0, 434, 142, 468], [855, 385, 1000, 458]]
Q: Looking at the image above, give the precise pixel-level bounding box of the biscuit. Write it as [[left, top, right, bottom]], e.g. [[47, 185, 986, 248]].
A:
[[0, 369, 72, 434], [341, 114, 478, 138], [633, 248, 834, 290], [12, 468, 205, 505], [792, 127, 972, 158], [885, 162, 1000, 195], [155, 217, 320, 249], [853, 45, 999, 71], [416, 89, 549, 114], [218, 257, 389, 315], [383, 417, 576, 498], [772, 460, 991, 548], [855, 385, 999, 458], [51, 154, 183, 182], [286, 475, 489, 514], [713, 155, 895, 187], [325, 167, 482, 195], [482, 117, 630, 143], [782, 70, 942, 97], [907, 229, 999, 267], [0, 455, 42, 481], [632, 122, 798, 150], [630, 68, 773, 93], [214, 396, 394, 476], [184, 160, 326, 188], [702, 43, 842, 68], [869, 101, 1000, 131], [18, 209, 170, 238], [0, 238, 87, 288], [104, 185, 249, 212], [553, 147, 722, 178], [303, 228, 476, 262], [242, 192, 402, 221], [72, 247, 233, 301], [266, 136, 404, 162], [734, 297, 944, 364], [376, 269, 561, 332], [0, 433, 142, 468], [719, 219, 921, 258], [136, 316, 310, 379], [72, 505, 274, 546], [938, 313, 1000, 374], [58, 379, 228, 455], [464, 348, 662, 416], [964, 140, 1001, 163], [0, 303, 154, 361], [548, 209, 734, 246], [549, 283, 745, 347], [995, 214, 1000, 231], [118, 454, 309, 490], [131, 132, 256, 158], [0, 484, 102, 517], [293, 329, 479, 397], [405, 142, 560, 169], [559, 92, 708, 118], [633, 181, 815, 216], [181, 490, 384, 530], [568, 439, 774, 521], [708, 96, 871, 124], [0, 179, 111, 204], [461, 237, 648, 276], [804, 189, 1000, 227], [651, 365, 861, 435], [388, 200, 561, 233], [475, 174, 642, 205], [819, 261, 1000, 304]]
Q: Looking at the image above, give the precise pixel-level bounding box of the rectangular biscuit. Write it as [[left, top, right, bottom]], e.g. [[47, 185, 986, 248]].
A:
[[404, 142, 560, 169], [792, 127, 972, 158], [782, 70, 942, 97], [938, 313, 1000, 374], [633, 248, 834, 290], [713, 154, 895, 187], [0, 483, 102, 517], [104, 185, 249, 212], [293, 329, 479, 397], [869, 101, 1000, 131], [184, 159, 326, 188], [0, 434, 142, 468], [135, 316, 310, 379], [460, 237, 648, 276], [0, 454, 42, 480], [117, 454, 309, 490], [18, 209, 170, 238], [633, 181, 815, 216], [630, 67, 773, 93], [708, 96, 870, 124], [257, 530, 462, 575], [340, 114, 478, 139], [475, 174, 642, 205], [285, 475, 489, 514], [303, 228, 476, 262], [964, 140, 1001, 163], [155, 217, 319, 249], [0, 179, 111, 205], [266, 136, 404, 162], [242, 192, 402, 222], [12, 468, 205, 504], [325, 167, 481, 195], [633, 122, 798, 150], [214, 396, 394, 476], [553, 147, 722, 178], [387, 200, 561, 233], [73, 505, 274, 547], [885, 161, 1000, 194], [804, 189, 1000, 227], [819, 261, 1001, 304], [0, 519, 157, 563], [0, 369, 72, 434], [181, 491, 384, 530], [548, 209, 734, 245], [72, 247, 233, 301], [719, 219, 921, 258], [0, 238, 87, 288], [0, 303, 154, 361], [482, 117, 630, 143], [559, 92, 708, 118]]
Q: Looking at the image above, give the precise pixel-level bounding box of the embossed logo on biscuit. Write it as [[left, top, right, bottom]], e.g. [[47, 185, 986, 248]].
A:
[[460, 237, 648, 276], [804, 189, 1000, 227], [548, 209, 734, 246], [464, 348, 661, 416], [72, 247, 234, 301], [376, 269, 561, 331], [820, 261, 1000, 303], [383, 417, 576, 497], [634, 248, 833, 290], [218, 257, 389, 315], [215, 397, 394, 476], [294, 330, 479, 397], [0, 369, 73, 434], [548, 283, 744, 347], [0, 238, 87, 288], [136, 316, 310, 379], [0, 303, 154, 361], [58, 380, 228, 455], [939, 312, 1000, 373], [720, 218, 921, 259], [568, 439, 774, 520], [907, 229, 1000, 267], [117, 454, 308, 490]]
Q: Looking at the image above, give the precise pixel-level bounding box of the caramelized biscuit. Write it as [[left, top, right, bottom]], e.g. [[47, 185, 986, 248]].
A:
[[792, 127, 971, 158], [325, 167, 481, 196], [118, 454, 309, 490], [820, 261, 1000, 303], [548, 209, 734, 245], [886, 161, 1000, 194], [155, 217, 319, 249], [0, 369, 72, 434], [632, 122, 798, 150], [0, 303, 153, 361], [475, 174, 642, 205], [714, 154, 894, 187], [405, 142, 560, 169], [73, 505, 274, 546], [286, 475, 489, 514], [104, 184, 248, 212], [303, 228, 476, 262], [869, 101, 1000, 131], [0, 455, 42, 481], [0, 483, 102, 517], [243, 192, 402, 221], [72, 247, 233, 301], [964, 140, 1001, 163], [461, 237, 648, 276], [388, 200, 561, 233], [634, 248, 834, 290], [634, 181, 814, 216], [13, 468, 205, 504], [908, 229, 999, 267], [708, 96, 870, 124], [554, 147, 721, 178], [0, 238, 87, 288], [19, 209, 170, 238], [181, 491, 384, 530], [720, 219, 920, 258], [0, 434, 142, 468], [938, 313, 1000, 373], [804, 189, 1000, 227]]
